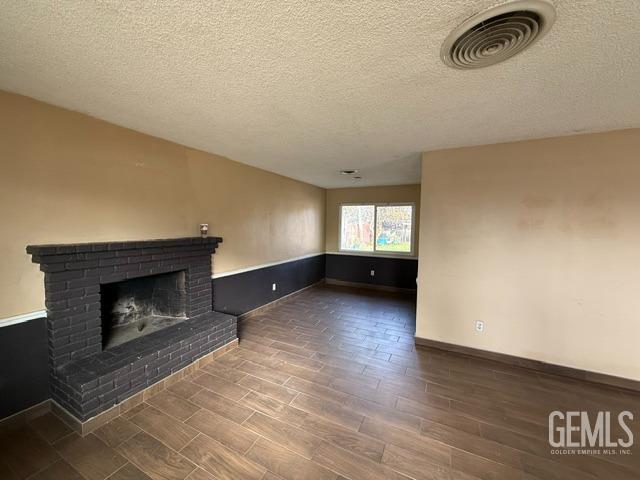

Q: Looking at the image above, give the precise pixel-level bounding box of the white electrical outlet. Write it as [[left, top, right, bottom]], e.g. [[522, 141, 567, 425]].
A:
[[272, 283, 277, 291], [370, 270, 375, 277], [475, 321, 485, 333]]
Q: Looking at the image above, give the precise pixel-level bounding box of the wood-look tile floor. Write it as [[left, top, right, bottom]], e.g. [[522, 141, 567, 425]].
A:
[[1, 285, 639, 480]]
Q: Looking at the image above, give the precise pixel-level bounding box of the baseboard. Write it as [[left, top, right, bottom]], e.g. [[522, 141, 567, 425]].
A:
[[325, 278, 416, 294], [415, 336, 640, 393], [239, 280, 325, 320]]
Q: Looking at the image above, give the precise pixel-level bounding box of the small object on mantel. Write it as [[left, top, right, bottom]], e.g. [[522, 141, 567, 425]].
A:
[[199, 223, 209, 238]]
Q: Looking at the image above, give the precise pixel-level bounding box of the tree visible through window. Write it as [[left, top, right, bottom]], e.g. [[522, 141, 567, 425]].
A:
[[375, 205, 413, 252], [340, 204, 413, 254], [340, 205, 374, 252]]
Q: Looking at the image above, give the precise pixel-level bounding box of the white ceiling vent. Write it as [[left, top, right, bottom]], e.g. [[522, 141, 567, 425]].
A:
[[441, 0, 556, 69]]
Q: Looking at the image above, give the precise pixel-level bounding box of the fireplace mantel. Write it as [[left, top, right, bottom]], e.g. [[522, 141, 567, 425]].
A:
[[27, 236, 222, 257]]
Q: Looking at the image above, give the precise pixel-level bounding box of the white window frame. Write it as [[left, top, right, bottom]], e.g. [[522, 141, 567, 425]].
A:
[[338, 202, 416, 257]]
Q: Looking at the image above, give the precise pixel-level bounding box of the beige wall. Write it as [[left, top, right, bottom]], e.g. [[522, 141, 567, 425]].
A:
[[325, 185, 421, 254], [417, 129, 640, 381], [0, 91, 325, 320]]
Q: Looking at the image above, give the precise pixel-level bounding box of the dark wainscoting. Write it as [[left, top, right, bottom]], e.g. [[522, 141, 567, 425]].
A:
[[325, 253, 418, 290], [213, 254, 326, 316], [0, 318, 49, 419]]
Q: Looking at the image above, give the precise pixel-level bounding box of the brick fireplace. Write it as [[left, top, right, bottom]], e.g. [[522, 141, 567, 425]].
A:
[[27, 237, 237, 422]]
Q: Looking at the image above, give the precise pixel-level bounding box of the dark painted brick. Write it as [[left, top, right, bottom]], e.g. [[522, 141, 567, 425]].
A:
[[82, 398, 100, 413], [50, 304, 86, 318], [82, 294, 100, 304], [140, 247, 165, 256], [100, 273, 125, 284], [65, 260, 99, 270], [26, 244, 57, 255], [68, 311, 100, 325], [127, 255, 152, 264], [86, 266, 118, 278], [67, 277, 101, 289], [189, 283, 210, 294], [106, 242, 128, 251], [99, 257, 127, 267], [48, 287, 85, 302], [114, 263, 141, 273], [39, 253, 89, 264], [67, 296, 87, 308], [49, 336, 71, 349], [50, 323, 86, 340], [70, 328, 98, 343], [46, 270, 85, 281], [56, 339, 88, 356], [44, 280, 68, 293], [94, 250, 118, 258], [40, 263, 68, 273], [86, 302, 100, 312], [45, 299, 67, 310], [98, 388, 118, 405], [151, 253, 175, 261], [53, 246, 77, 254], [53, 353, 71, 365], [114, 248, 142, 257]]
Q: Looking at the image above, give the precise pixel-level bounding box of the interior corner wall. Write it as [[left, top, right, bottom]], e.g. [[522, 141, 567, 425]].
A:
[[0, 90, 326, 321], [416, 129, 640, 381]]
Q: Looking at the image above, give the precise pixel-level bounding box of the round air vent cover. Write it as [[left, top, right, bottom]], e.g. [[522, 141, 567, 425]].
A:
[[441, 0, 556, 69]]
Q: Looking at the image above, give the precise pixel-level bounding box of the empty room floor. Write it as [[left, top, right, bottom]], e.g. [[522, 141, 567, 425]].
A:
[[1, 285, 638, 480]]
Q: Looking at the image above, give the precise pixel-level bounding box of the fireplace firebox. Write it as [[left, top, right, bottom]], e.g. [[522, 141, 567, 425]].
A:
[[101, 270, 187, 349], [27, 237, 237, 422]]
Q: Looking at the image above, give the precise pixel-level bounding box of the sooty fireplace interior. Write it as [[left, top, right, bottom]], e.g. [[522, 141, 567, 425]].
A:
[[101, 271, 187, 349], [27, 237, 237, 422]]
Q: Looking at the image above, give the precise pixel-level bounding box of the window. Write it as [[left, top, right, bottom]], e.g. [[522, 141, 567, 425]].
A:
[[339, 203, 414, 255]]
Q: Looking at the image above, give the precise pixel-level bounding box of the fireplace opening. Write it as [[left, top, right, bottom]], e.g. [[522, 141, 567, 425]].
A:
[[101, 271, 187, 350]]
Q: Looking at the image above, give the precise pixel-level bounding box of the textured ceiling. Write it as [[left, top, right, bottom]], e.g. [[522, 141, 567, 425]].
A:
[[1, 1, 639, 188]]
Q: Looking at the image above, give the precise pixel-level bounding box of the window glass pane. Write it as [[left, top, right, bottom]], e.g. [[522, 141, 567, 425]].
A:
[[375, 205, 413, 253], [340, 205, 374, 252]]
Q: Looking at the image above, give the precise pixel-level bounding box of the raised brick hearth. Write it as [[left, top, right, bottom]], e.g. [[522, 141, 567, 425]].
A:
[[27, 237, 237, 421]]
